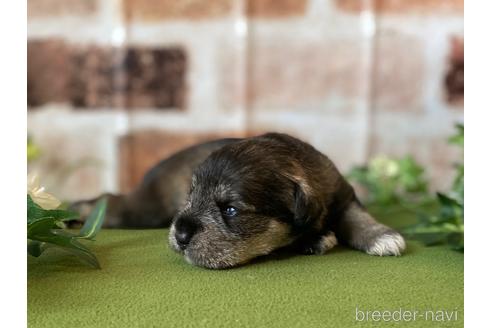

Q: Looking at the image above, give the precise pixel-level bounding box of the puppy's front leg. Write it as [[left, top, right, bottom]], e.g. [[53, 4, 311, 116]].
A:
[[335, 199, 406, 256], [298, 231, 338, 255]]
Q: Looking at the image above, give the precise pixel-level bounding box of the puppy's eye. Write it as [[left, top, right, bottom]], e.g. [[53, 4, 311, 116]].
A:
[[222, 206, 238, 218]]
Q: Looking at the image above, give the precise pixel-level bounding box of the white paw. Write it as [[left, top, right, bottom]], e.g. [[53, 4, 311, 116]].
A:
[[367, 233, 406, 256]]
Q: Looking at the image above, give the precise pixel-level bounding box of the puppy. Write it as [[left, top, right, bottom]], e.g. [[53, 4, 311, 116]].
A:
[[72, 133, 405, 269], [168, 133, 405, 269]]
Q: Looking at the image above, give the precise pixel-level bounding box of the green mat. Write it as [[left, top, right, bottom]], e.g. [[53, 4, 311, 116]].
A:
[[28, 228, 463, 328]]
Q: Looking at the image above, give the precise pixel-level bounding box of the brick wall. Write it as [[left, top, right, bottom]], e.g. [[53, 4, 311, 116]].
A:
[[27, 0, 463, 200]]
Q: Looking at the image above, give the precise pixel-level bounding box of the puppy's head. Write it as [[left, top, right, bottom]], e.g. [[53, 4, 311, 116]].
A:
[[169, 138, 319, 269]]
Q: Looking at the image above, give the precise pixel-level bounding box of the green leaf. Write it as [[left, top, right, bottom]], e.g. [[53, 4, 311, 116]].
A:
[[437, 192, 459, 207], [51, 229, 78, 238], [436, 192, 463, 223], [27, 198, 102, 268], [77, 198, 107, 240], [27, 240, 48, 257], [29, 230, 101, 268], [451, 163, 464, 203], [55, 244, 101, 269], [397, 156, 428, 193], [448, 124, 464, 147], [27, 217, 59, 238], [54, 237, 101, 269], [27, 195, 79, 224]]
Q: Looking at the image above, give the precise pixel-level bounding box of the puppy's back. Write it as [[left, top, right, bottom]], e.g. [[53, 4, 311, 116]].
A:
[[71, 138, 241, 228]]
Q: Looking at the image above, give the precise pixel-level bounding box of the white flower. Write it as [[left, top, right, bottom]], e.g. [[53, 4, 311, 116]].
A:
[[369, 156, 400, 178], [27, 172, 61, 210]]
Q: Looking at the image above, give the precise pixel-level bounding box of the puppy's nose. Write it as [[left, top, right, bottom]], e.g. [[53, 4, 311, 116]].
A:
[[175, 230, 193, 249], [174, 218, 199, 250]]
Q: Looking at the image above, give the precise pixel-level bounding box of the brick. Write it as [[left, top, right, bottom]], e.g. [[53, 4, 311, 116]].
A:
[[28, 41, 118, 108], [70, 46, 117, 108], [247, 38, 366, 110], [28, 40, 71, 107], [444, 37, 464, 105], [124, 0, 233, 21], [28, 0, 98, 18], [335, 0, 463, 15], [372, 31, 425, 112], [247, 0, 308, 18], [118, 131, 244, 192], [123, 48, 187, 109], [28, 41, 187, 109], [71, 46, 187, 109]]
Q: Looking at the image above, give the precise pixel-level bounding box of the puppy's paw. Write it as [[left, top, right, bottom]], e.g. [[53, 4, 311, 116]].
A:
[[366, 232, 406, 256], [301, 232, 338, 255]]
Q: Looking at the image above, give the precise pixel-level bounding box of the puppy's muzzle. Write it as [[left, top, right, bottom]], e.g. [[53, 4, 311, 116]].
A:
[[173, 216, 200, 250]]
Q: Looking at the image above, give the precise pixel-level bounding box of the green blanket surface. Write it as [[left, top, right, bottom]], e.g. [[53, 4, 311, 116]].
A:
[[28, 228, 463, 328]]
